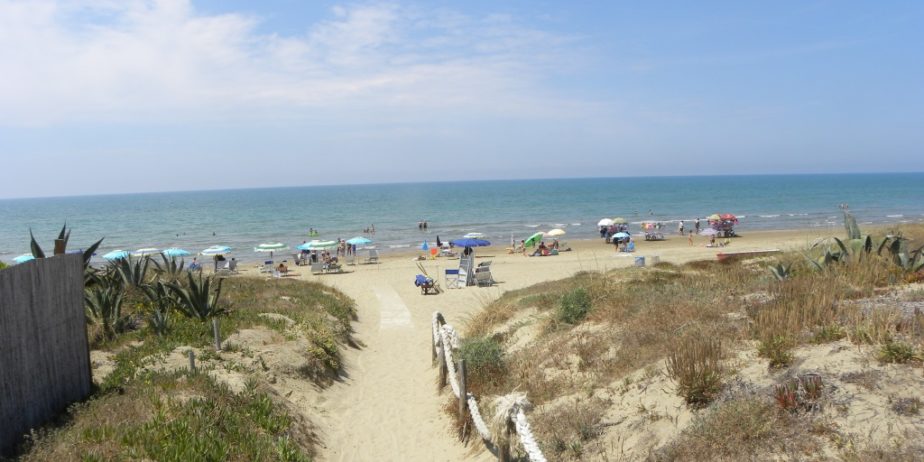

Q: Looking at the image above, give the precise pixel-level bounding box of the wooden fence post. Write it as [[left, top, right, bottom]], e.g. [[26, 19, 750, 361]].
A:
[[188, 350, 196, 373], [458, 359, 467, 419], [438, 342, 447, 390], [431, 328, 437, 366], [212, 318, 222, 351]]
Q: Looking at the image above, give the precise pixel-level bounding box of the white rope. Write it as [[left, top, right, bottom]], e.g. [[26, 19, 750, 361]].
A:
[[440, 325, 461, 398], [467, 393, 493, 442], [515, 409, 547, 462]]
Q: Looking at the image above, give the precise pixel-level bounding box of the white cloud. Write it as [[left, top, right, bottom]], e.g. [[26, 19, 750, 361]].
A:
[[0, 0, 588, 126]]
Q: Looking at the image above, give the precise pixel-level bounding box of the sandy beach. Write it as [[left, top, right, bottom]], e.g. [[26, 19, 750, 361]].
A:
[[229, 228, 834, 461]]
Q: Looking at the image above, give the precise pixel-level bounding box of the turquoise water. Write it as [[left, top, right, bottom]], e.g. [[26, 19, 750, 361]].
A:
[[1, 174, 923, 264]]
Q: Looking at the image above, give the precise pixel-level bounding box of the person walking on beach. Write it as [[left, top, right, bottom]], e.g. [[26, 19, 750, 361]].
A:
[[694, 218, 701, 234], [678, 220, 685, 236]]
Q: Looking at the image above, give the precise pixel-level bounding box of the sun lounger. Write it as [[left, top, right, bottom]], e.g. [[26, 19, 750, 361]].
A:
[[311, 261, 324, 275], [346, 254, 355, 265], [260, 260, 274, 273]]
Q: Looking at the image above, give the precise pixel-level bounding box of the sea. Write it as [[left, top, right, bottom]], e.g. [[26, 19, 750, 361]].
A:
[[1, 173, 923, 264]]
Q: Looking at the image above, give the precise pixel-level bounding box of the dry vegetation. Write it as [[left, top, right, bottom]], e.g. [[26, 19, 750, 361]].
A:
[[454, 224, 924, 460], [9, 276, 356, 461]]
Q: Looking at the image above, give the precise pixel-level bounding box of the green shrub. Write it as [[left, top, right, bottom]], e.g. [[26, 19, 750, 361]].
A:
[[757, 335, 794, 368], [558, 287, 592, 324], [458, 336, 506, 394], [667, 336, 724, 408], [0, 260, 7, 269], [880, 341, 917, 364]]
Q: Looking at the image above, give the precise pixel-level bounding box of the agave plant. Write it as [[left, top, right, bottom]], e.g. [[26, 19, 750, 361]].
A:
[[29, 223, 103, 266], [142, 281, 175, 336], [115, 256, 151, 288], [151, 254, 185, 282], [85, 284, 129, 339], [769, 262, 793, 281], [169, 272, 226, 321]]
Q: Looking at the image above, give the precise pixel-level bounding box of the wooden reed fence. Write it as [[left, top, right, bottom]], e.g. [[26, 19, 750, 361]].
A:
[[432, 312, 547, 462], [0, 254, 90, 456]]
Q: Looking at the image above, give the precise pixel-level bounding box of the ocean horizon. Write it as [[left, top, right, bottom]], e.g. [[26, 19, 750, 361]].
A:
[[2, 173, 923, 264]]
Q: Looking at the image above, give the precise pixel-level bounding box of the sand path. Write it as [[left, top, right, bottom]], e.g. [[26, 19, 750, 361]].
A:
[[276, 229, 828, 461]]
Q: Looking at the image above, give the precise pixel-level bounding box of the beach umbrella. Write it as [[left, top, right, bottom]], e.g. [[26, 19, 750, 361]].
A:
[[463, 232, 485, 239], [523, 232, 544, 248], [707, 214, 721, 221], [201, 246, 232, 256], [450, 238, 492, 248], [102, 250, 129, 261], [254, 243, 288, 252], [612, 217, 628, 225], [296, 240, 336, 251], [597, 218, 614, 227], [720, 213, 738, 223], [421, 240, 430, 251], [131, 248, 160, 257], [346, 236, 372, 246], [255, 242, 288, 258], [614, 232, 630, 239], [162, 248, 191, 258], [699, 228, 719, 236], [545, 228, 566, 237], [13, 254, 35, 264]]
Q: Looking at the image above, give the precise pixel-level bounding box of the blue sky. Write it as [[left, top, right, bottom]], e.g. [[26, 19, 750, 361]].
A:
[[0, 0, 922, 198]]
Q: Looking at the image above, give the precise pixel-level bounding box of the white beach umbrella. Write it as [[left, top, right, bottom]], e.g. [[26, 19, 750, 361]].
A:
[[545, 228, 566, 237], [254, 242, 288, 258], [132, 248, 160, 257], [597, 218, 614, 227]]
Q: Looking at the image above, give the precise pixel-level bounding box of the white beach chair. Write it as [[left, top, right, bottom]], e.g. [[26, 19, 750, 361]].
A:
[[311, 261, 324, 275], [365, 249, 379, 264], [474, 267, 494, 287], [260, 260, 274, 273]]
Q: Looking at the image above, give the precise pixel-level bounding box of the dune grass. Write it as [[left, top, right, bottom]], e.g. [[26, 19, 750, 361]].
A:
[[11, 276, 354, 460], [457, 224, 924, 460]]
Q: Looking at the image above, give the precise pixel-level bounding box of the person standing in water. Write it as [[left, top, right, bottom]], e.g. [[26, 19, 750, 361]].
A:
[[678, 220, 685, 236]]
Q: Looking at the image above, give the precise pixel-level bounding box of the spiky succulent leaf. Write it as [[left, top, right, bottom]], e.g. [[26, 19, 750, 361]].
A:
[[29, 228, 45, 258], [83, 238, 104, 266]]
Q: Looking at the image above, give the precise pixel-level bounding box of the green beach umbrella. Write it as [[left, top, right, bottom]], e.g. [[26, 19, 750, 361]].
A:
[[524, 232, 544, 248], [254, 243, 288, 257], [297, 240, 336, 250], [612, 217, 628, 225]]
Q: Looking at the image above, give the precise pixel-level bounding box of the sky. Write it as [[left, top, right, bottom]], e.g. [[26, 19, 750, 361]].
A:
[[1, 0, 922, 198]]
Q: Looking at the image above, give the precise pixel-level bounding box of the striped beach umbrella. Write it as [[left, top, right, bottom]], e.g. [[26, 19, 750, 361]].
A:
[[297, 240, 336, 251]]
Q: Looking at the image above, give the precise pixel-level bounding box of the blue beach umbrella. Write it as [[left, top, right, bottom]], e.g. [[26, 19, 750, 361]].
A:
[[449, 238, 491, 248], [162, 248, 191, 258], [201, 246, 232, 256], [614, 232, 630, 239], [103, 250, 129, 261], [346, 236, 372, 246], [13, 254, 35, 264]]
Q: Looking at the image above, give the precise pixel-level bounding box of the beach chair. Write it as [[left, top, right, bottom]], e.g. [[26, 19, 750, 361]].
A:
[[445, 268, 462, 289], [346, 253, 355, 266], [311, 261, 324, 275], [260, 260, 274, 273], [364, 249, 379, 264], [474, 267, 494, 287], [477, 260, 492, 269]]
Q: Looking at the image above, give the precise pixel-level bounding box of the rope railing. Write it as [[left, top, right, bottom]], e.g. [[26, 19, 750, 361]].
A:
[[431, 311, 546, 462]]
